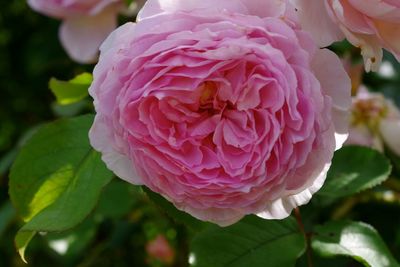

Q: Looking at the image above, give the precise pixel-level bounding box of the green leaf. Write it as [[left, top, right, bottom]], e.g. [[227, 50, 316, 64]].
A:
[[9, 115, 113, 262], [312, 221, 400, 267], [95, 180, 137, 219], [318, 146, 391, 201], [143, 187, 209, 231], [49, 73, 92, 105], [190, 216, 305, 267], [15, 231, 35, 264], [0, 126, 40, 176], [51, 100, 89, 118]]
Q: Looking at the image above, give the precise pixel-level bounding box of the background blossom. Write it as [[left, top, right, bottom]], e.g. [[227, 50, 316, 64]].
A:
[[292, 0, 400, 72], [347, 87, 400, 156], [28, 0, 123, 63]]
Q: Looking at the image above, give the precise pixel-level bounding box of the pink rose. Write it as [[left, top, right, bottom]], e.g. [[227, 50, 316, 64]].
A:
[[346, 87, 400, 156], [89, 0, 351, 226], [28, 0, 123, 63], [292, 0, 400, 71]]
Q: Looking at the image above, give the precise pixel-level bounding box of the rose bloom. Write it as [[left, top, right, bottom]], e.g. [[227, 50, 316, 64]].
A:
[[292, 0, 400, 72], [28, 0, 123, 63], [346, 86, 400, 156], [89, 0, 351, 226]]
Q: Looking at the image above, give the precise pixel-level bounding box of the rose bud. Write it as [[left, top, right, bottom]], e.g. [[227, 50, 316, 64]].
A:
[[146, 235, 175, 265]]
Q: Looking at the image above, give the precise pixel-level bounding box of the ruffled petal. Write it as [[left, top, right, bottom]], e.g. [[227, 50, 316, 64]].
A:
[[258, 162, 330, 219]]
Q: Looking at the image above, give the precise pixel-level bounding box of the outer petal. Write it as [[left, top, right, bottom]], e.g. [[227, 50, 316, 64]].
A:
[[137, 0, 248, 21], [28, 0, 65, 18], [178, 205, 245, 227], [340, 27, 383, 72], [258, 117, 337, 220], [59, 5, 118, 63], [311, 49, 351, 149], [348, 0, 400, 20], [89, 115, 143, 184], [238, 0, 286, 18], [380, 118, 400, 156], [374, 20, 400, 61], [258, 163, 330, 219], [291, 0, 344, 47]]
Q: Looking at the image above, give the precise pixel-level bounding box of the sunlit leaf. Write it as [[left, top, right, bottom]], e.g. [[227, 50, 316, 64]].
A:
[[49, 73, 92, 105], [318, 146, 391, 201], [312, 221, 400, 267], [9, 115, 113, 262]]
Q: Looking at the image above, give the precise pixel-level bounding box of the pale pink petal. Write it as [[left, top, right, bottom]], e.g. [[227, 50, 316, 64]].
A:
[[380, 118, 400, 156], [258, 162, 331, 219], [138, 0, 248, 21], [59, 5, 118, 63], [89, 116, 143, 184], [340, 27, 383, 72], [291, 0, 344, 47], [348, 0, 400, 20], [99, 22, 136, 55], [311, 48, 351, 149], [238, 0, 286, 18], [374, 20, 400, 61], [346, 124, 384, 152]]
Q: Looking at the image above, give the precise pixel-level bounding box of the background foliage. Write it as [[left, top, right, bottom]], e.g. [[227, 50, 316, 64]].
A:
[[1, 1, 400, 267]]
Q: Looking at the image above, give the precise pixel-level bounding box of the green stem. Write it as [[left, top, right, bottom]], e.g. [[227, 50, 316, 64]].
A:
[[294, 208, 313, 267]]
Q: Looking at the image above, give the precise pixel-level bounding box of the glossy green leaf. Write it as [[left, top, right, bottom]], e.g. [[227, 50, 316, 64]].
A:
[[190, 216, 305, 267], [318, 146, 391, 200], [143, 187, 209, 230], [49, 73, 92, 105], [312, 221, 400, 267], [9, 115, 113, 262], [15, 231, 35, 264], [95, 180, 137, 219]]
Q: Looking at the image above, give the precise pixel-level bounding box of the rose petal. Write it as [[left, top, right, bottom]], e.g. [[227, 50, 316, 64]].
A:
[[59, 5, 118, 63], [311, 48, 351, 149], [380, 118, 400, 156], [291, 0, 344, 47]]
